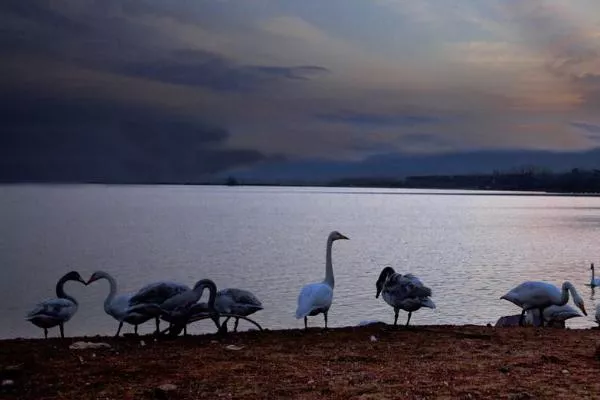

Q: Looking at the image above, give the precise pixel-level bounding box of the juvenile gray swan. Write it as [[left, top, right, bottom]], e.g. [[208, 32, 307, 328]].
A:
[[295, 231, 349, 329], [375, 266, 435, 326], [26, 271, 87, 338], [215, 288, 263, 332]]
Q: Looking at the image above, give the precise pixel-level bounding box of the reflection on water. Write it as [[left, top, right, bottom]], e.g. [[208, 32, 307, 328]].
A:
[[1, 184, 600, 338]]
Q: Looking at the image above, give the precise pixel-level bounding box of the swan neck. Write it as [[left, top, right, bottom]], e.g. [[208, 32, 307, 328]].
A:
[[561, 282, 573, 305], [324, 237, 334, 288], [56, 274, 77, 305], [195, 280, 218, 310], [103, 273, 118, 309]]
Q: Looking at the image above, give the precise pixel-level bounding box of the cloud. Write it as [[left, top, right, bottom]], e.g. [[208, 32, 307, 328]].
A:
[[0, 93, 274, 182], [317, 112, 442, 127]]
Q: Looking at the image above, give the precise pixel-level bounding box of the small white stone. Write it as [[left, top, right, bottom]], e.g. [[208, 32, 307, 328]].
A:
[[370, 335, 378, 342], [1, 379, 14, 387], [157, 383, 178, 392], [562, 369, 569, 374], [140, 340, 146, 347]]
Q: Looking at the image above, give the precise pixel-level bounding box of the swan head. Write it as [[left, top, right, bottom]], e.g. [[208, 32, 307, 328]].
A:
[[572, 293, 587, 316], [64, 271, 88, 285], [329, 231, 349, 241], [375, 266, 395, 298], [591, 263, 595, 271], [86, 271, 107, 285]]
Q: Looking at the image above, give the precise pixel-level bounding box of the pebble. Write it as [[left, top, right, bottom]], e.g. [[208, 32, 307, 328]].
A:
[[370, 335, 378, 342], [1, 379, 14, 387], [140, 340, 146, 347], [562, 369, 569, 374], [225, 345, 244, 351], [157, 383, 177, 392]]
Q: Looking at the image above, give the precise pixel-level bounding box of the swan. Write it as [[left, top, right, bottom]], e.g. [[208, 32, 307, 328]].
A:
[[590, 263, 600, 287], [525, 304, 582, 327], [375, 266, 435, 326], [86, 271, 163, 336], [159, 279, 218, 336], [295, 231, 349, 329], [26, 271, 87, 338], [595, 303, 600, 326], [500, 281, 587, 327], [215, 288, 263, 332], [128, 280, 190, 334]]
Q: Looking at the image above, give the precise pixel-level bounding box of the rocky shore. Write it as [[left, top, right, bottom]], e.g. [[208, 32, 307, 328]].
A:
[[2, 324, 600, 399]]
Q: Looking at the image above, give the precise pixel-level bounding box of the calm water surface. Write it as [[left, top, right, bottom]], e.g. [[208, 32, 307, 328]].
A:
[[1, 185, 600, 339]]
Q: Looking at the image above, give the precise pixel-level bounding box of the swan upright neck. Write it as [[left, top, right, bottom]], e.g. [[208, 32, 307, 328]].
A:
[[324, 236, 335, 289], [55, 274, 77, 305]]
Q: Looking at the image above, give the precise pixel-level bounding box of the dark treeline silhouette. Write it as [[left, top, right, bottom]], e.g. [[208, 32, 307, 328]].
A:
[[329, 168, 600, 193]]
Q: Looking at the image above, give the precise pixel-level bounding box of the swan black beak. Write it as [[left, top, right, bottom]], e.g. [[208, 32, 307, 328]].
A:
[[580, 304, 588, 316], [340, 234, 350, 240]]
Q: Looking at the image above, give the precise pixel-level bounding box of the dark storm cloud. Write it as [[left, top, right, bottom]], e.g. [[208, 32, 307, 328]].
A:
[[0, 94, 274, 183], [120, 50, 329, 92], [317, 111, 441, 127]]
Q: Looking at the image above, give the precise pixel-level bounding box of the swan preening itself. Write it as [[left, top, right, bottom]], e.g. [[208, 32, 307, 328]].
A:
[[26, 271, 87, 338], [87, 271, 163, 336], [295, 231, 349, 329], [500, 281, 587, 327], [590, 263, 600, 287], [375, 267, 435, 326]]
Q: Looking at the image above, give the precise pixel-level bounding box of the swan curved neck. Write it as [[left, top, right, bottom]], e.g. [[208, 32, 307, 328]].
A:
[[101, 273, 118, 309], [55, 274, 77, 304], [324, 237, 335, 288], [195, 280, 218, 310], [561, 282, 575, 305]]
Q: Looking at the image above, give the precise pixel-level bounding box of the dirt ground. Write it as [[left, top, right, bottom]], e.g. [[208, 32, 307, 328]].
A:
[[2, 324, 600, 399]]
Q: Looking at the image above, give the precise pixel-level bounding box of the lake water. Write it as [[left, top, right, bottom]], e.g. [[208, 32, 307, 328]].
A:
[[1, 184, 599, 339]]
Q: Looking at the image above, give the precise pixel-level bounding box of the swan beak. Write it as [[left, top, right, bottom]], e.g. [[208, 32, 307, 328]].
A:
[[579, 304, 588, 316], [340, 234, 350, 240], [79, 278, 89, 285]]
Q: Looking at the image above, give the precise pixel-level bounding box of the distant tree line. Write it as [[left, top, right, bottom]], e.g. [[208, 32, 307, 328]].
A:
[[329, 168, 600, 193]]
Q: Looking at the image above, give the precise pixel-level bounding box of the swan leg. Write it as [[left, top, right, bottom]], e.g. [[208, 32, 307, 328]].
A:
[[393, 308, 399, 326], [134, 324, 138, 335], [234, 318, 239, 332], [222, 316, 231, 332], [44, 328, 48, 339], [304, 316, 308, 330], [324, 311, 328, 328], [406, 312, 412, 327], [115, 322, 123, 337], [155, 317, 160, 335], [538, 308, 545, 327], [184, 325, 187, 336], [59, 323, 65, 339], [518, 309, 526, 327]]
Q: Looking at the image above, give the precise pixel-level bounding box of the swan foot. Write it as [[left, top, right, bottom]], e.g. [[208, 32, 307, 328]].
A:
[[304, 316, 308, 330], [59, 323, 65, 339]]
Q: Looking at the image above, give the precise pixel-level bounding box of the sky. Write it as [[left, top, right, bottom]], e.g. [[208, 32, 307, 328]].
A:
[[2, 0, 600, 181]]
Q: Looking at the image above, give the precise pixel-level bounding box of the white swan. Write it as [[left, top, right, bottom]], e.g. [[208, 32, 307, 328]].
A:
[[590, 263, 600, 287], [87, 271, 163, 336], [128, 280, 190, 334], [525, 304, 582, 327], [500, 281, 587, 327], [215, 288, 263, 332], [159, 279, 218, 336], [26, 271, 87, 338], [295, 231, 349, 329], [375, 266, 435, 326]]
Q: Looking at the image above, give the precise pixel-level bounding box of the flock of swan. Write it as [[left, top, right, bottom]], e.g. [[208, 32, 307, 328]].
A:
[[25, 231, 600, 339]]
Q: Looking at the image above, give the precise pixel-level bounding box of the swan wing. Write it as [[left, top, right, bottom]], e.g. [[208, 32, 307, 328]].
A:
[[219, 288, 262, 307], [129, 281, 189, 306], [160, 289, 199, 313], [26, 298, 76, 321], [295, 283, 333, 319], [386, 274, 432, 298]]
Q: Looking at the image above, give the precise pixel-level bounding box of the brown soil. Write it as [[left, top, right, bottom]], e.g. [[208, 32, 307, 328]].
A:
[[2, 324, 600, 399]]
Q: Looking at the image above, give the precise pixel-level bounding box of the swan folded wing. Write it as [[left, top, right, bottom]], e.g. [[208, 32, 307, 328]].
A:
[[129, 282, 189, 306], [160, 290, 198, 313], [220, 288, 263, 307], [387, 274, 432, 298], [26, 298, 75, 320], [295, 283, 333, 319]]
